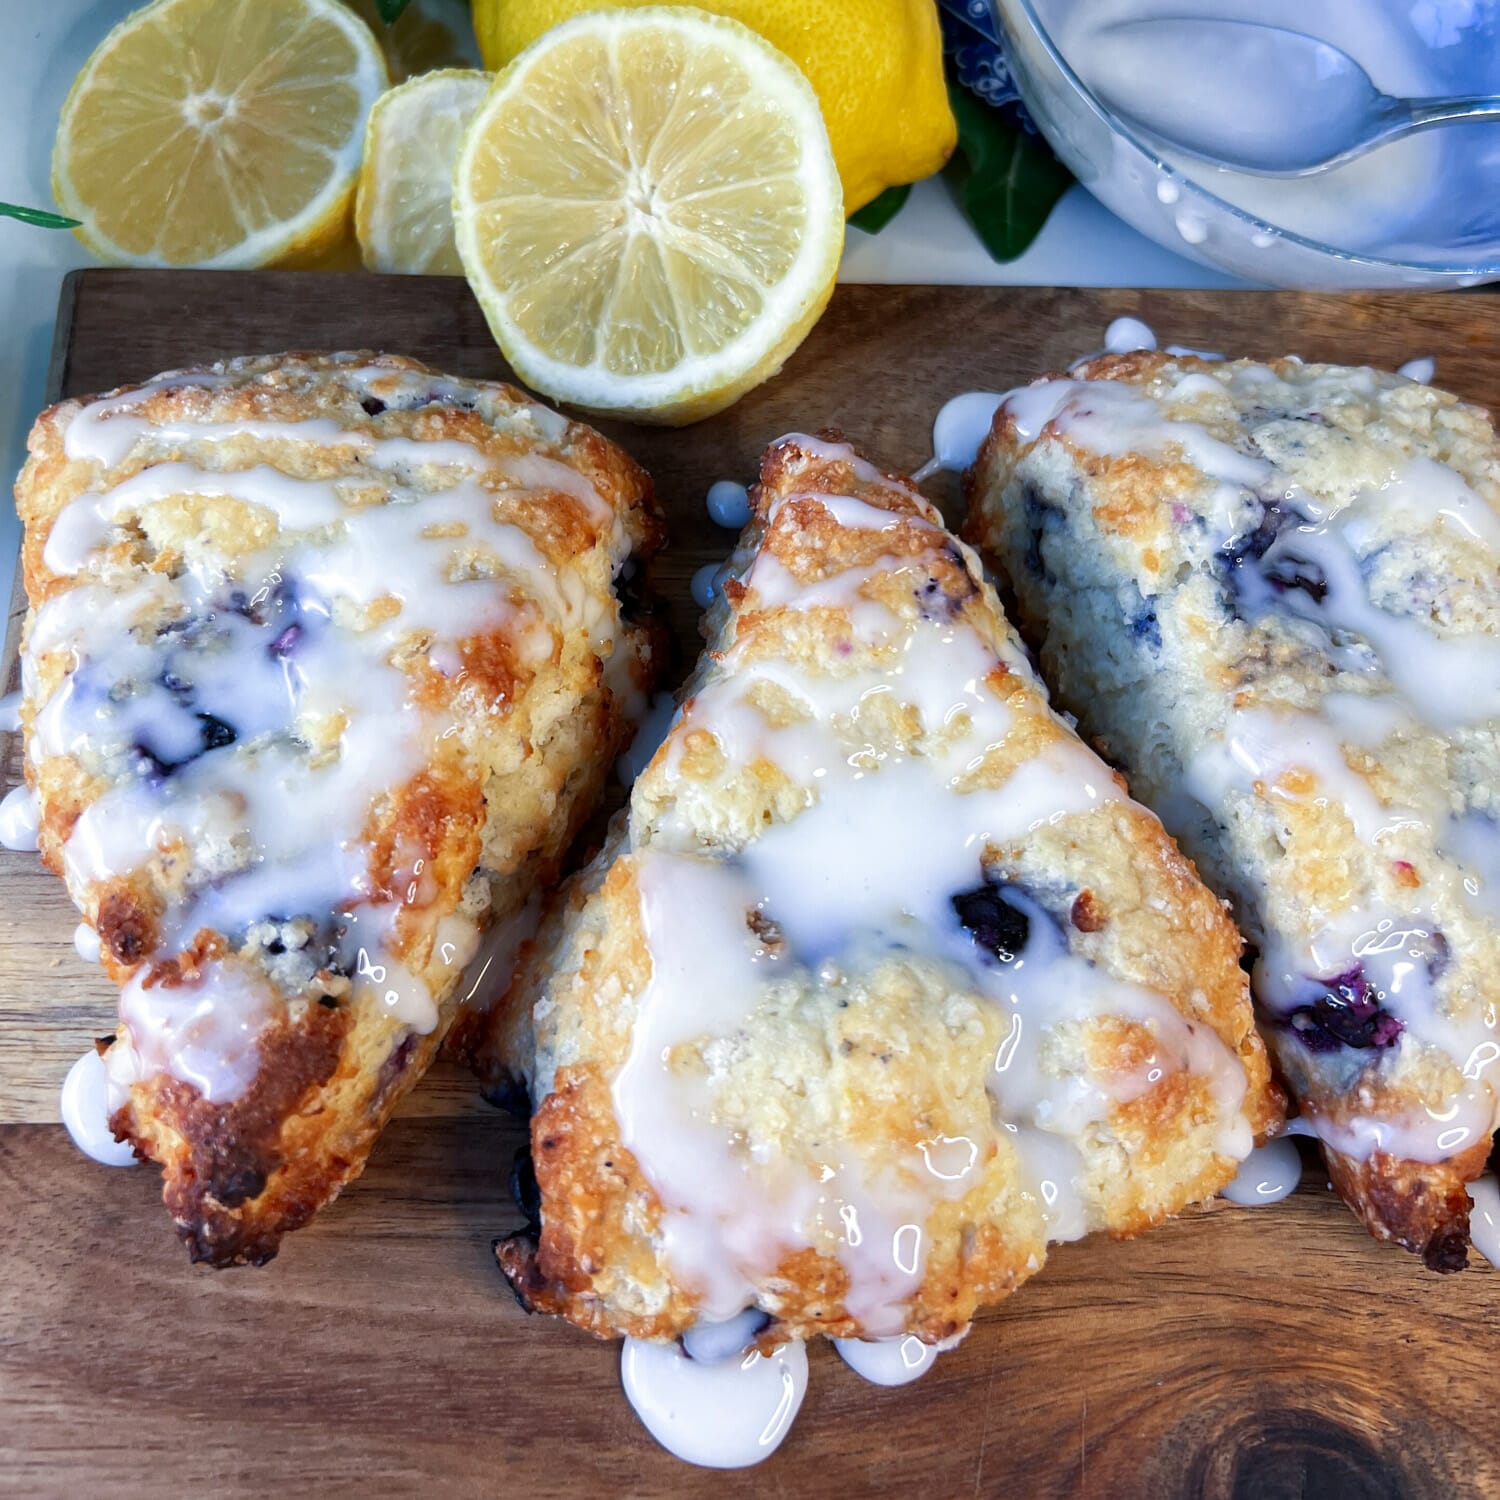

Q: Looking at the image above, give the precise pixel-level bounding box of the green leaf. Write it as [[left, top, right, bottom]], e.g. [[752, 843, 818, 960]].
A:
[[373, 0, 411, 21], [942, 83, 1072, 263], [848, 184, 912, 236], [0, 201, 81, 230]]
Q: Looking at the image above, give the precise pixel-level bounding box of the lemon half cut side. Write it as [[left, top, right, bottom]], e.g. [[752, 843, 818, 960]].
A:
[[53, 0, 389, 269], [357, 68, 491, 275], [452, 6, 845, 426]]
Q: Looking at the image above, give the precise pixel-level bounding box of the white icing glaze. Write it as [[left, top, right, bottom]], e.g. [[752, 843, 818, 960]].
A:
[[1006, 358, 1500, 1171], [612, 441, 1256, 1331], [833, 1327, 967, 1387], [62, 370, 228, 467], [1104, 316, 1156, 354], [1001, 376, 1269, 537], [1444, 811, 1500, 921], [112, 963, 276, 1103], [1468, 1174, 1500, 1268], [59, 1049, 139, 1167], [1184, 707, 1396, 845], [620, 1336, 808, 1469], [523, 402, 571, 444], [1347, 455, 1500, 550], [617, 692, 677, 788], [681, 1308, 770, 1364], [1254, 907, 1500, 1164], [913, 392, 1005, 482], [73, 922, 102, 965], [1397, 357, 1436, 385], [0, 784, 40, 851], [1003, 377, 1264, 480], [28, 372, 619, 1104], [454, 899, 535, 1012], [1238, 500, 1500, 726], [690, 562, 724, 610], [1174, 211, 1208, 246], [1220, 1136, 1302, 1205], [0, 691, 21, 733], [61, 367, 604, 504], [706, 480, 752, 530]]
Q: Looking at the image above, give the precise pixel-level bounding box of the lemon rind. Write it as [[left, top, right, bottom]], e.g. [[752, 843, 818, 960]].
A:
[[453, 5, 844, 423], [356, 67, 492, 275], [52, 0, 390, 270]]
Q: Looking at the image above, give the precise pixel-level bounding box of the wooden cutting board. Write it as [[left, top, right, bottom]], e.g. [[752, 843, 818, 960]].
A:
[[4, 270, 1499, 1500]]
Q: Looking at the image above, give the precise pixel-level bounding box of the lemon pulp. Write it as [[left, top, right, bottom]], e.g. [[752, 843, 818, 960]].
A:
[[53, 0, 388, 268], [453, 6, 844, 424]]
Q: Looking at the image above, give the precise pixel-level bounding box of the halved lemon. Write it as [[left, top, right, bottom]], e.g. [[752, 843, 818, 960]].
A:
[[452, 6, 845, 425], [53, 0, 389, 268], [356, 69, 491, 275]]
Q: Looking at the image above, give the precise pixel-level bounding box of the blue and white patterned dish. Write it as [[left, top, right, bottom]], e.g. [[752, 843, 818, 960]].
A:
[[937, 0, 1024, 111]]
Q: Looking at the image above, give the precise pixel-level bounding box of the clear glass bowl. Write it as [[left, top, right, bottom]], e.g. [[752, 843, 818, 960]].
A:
[[991, 0, 1500, 288]]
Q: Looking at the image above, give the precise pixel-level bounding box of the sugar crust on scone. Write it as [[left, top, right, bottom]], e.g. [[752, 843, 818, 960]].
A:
[[13, 351, 662, 1264], [965, 350, 1500, 1269], [489, 432, 1279, 1344]]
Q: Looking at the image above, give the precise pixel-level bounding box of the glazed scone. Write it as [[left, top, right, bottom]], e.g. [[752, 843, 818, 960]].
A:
[[965, 351, 1500, 1269], [488, 433, 1279, 1344], [11, 352, 662, 1265]]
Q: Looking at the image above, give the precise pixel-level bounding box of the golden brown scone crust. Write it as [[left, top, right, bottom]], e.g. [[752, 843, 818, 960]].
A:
[[14, 351, 662, 1264], [965, 350, 1500, 1269], [490, 432, 1279, 1344]]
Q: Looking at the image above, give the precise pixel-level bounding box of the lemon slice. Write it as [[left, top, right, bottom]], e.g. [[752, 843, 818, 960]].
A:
[[52, 0, 389, 269], [356, 69, 491, 275], [452, 6, 845, 425]]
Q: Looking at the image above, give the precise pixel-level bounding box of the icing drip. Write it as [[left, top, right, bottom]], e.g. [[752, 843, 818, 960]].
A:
[[27, 369, 612, 1104], [0, 785, 40, 851], [690, 562, 724, 610], [706, 480, 752, 530], [60, 1050, 139, 1167], [620, 1336, 808, 1469], [914, 392, 1005, 482], [1468, 1175, 1500, 1268], [991, 356, 1500, 1172], [833, 1328, 968, 1386], [1103, 317, 1156, 354], [612, 442, 1255, 1334], [1220, 1137, 1302, 1206], [73, 923, 102, 964], [617, 692, 677, 788], [680, 1309, 771, 1364]]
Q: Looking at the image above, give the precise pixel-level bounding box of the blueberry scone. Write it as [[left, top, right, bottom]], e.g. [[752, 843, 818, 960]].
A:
[[486, 433, 1279, 1344], [965, 352, 1500, 1269], [12, 352, 662, 1265]]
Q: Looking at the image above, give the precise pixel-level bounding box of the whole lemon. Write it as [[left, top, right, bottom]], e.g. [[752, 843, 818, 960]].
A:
[[470, 0, 956, 212]]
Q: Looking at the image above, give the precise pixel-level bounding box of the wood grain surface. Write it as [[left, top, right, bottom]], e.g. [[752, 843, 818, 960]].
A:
[[4, 271, 1500, 1499]]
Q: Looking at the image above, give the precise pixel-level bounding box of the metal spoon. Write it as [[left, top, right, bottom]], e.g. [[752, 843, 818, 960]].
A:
[[1091, 17, 1500, 177]]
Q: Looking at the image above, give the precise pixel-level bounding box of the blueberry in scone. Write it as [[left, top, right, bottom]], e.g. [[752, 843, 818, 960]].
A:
[[12, 351, 663, 1264], [966, 351, 1500, 1270], [480, 432, 1279, 1345]]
